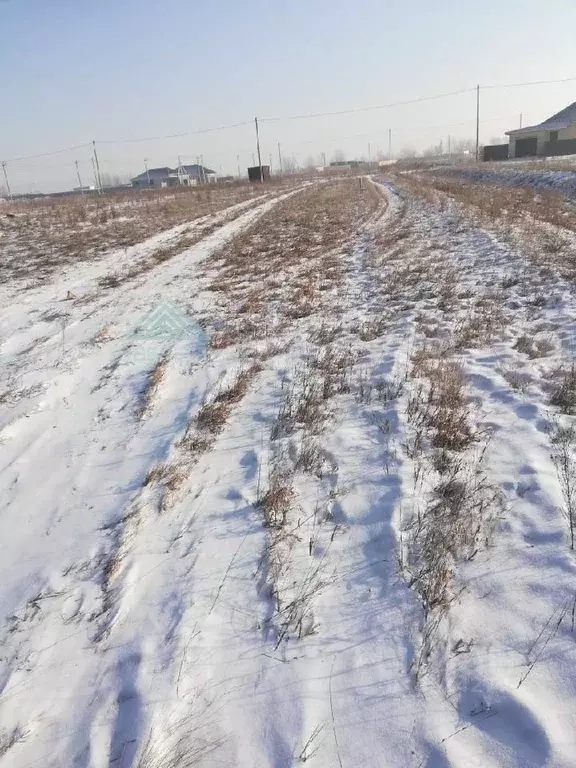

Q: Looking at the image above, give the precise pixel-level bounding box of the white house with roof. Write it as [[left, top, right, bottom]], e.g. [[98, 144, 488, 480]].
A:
[[131, 164, 216, 188], [506, 101, 576, 158]]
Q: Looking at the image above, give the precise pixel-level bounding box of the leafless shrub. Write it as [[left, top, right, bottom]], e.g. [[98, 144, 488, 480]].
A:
[[550, 420, 576, 549], [195, 402, 229, 434], [550, 364, 576, 414], [144, 462, 186, 488], [375, 376, 404, 404], [454, 302, 507, 350], [406, 446, 500, 616], [258, 471, 295, 530], [357, 316, 389, 341], [499, 364, 531, 393], [272, 368, 329, 440], [514, 334, 555, 359], [309, 322, 343, 345], [294, 438, 337, 477], [136, 707, 224, 768], [178, 434, 213, 456], [408, 356, 476, 452]]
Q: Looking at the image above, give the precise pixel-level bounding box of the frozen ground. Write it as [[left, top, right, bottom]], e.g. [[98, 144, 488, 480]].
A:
[[428, 166, 576, 200], [2, 177, 576, 767]]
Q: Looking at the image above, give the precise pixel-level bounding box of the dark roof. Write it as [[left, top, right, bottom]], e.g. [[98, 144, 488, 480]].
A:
[[131, 167, 174, 182], [131, 164, 216, 182], [507, 101, 576, 136], [180, 164, 215, 175]]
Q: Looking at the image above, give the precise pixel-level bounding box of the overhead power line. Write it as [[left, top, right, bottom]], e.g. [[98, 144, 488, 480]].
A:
[[97, 120, 252, 145], [259, 87, 475, 123], [3, 75, 575, 165], [481, 75, 576, 90], [6, 142, 92, 163]]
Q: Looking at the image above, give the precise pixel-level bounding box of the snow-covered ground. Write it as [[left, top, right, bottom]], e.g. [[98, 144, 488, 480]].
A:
[[2, 177, 576, 767], [428, 166, 576, 200]]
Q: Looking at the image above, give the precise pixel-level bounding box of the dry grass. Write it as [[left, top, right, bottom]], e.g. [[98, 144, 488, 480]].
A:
[[203, 180, 382, 345], [395, 171, 576, 281], [514, 334, 555, 359], [405, 447, 500, 618], [408, 354, 476, 452], [402, 348, 501, 643], [144, 365, 260, 508], [258, 472, 295, 530], [1, 183, 271, 285], [138, 352, 170, 419], [550, 364, 576, 414]]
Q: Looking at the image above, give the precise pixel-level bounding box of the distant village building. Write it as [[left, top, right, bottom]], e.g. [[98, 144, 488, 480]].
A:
[[506, 101, 576, 159], [484, 100, 576, 161], [131, 164, 216, 188], [328, 160, 369, 171]]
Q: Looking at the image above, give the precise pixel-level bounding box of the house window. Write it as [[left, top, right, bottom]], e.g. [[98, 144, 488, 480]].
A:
[[550, 130, 559, 142]]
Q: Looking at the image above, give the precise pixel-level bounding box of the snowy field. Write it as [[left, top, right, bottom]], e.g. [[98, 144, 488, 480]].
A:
[[427, 165, 576, 200], [2, 175, 576, 767]]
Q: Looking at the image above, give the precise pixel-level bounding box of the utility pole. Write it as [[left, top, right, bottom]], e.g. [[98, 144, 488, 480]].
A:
[[92, 140, 103, 194], [254, 117, 264, 182], [520, 113, 523, 129], [277, 142, 283, 175], [237, 154, 241, 179], [388, 128, 392, 161], [475, 84, 480, 162], [91, 156, 98, 190], [144, 158, 150, 187], [268, 153, 272, 174], [2, 161, 12, 199], [322, 151, 326, 168], [368, 142, 371, 170], [200, 154, 206, 184], [74, 160, 84, 194]]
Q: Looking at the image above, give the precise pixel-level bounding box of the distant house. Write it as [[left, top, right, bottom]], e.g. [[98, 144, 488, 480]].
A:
[[328, 160, 367, 170], [506, 101, 576, 159], [131, 164, 216, 188], [131, 167, 173, 188], [179, 164, 217, 184]]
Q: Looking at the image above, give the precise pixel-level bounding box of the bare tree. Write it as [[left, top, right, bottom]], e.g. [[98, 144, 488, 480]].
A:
[[422, 143, 443, 158], [451, 138, 476, 155], [282, 156, 297, 174]]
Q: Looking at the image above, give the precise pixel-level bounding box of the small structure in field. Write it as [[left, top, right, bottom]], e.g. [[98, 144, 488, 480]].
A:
[[247, 165, 270, 182]]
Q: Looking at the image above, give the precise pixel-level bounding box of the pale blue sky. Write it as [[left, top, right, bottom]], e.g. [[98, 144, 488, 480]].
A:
[[2, 0, 576, 191]]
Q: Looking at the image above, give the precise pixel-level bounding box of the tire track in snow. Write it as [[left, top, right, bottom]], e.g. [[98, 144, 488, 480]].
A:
[[0, 189, 299, 767]]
